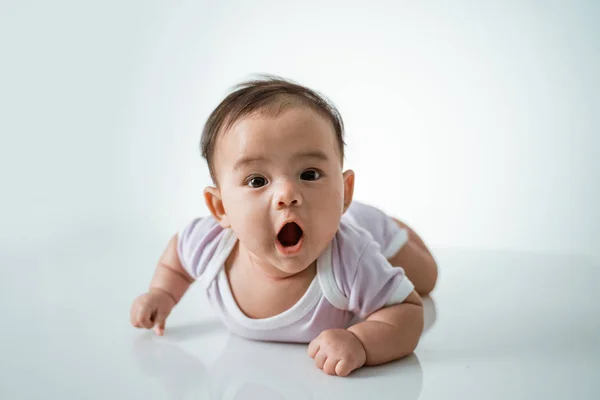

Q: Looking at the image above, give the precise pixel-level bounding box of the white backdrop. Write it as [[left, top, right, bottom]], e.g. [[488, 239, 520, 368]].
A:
[[2, 0, 599, 263]]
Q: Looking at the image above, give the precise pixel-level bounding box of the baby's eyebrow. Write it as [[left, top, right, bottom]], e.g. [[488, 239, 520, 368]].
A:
[[233, 150, 329, 171], [293, 150, 330, 162], [232, 155, 267, 171]]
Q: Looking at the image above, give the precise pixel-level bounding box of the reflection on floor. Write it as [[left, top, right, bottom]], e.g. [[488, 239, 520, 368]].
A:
[[2, 246, 599, 399]]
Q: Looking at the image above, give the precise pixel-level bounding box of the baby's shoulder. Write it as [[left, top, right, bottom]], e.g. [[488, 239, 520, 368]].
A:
[[334, 217, 384, 260], [329, 219, 387, 287], [325, 219, 414, 318], [177, 215, 223, 252], [177, 215, 228, 280], [334, 217, 374, 252]]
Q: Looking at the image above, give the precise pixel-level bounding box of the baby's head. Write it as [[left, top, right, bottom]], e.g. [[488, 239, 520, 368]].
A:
[[201, 76, 355, 278]]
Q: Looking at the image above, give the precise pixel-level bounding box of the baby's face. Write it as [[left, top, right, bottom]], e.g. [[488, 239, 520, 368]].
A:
[[208, 106, 353, 277]]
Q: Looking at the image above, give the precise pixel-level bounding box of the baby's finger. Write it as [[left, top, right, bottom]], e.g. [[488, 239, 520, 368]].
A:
[[335, 360, 354, 377], [322, 357, 339, 376], [137, 305, 155, 329], [153, 308, 169, 336], [130, 305, 141, 327], [307, 340, 320, 358], [314, 351, 327, 370]]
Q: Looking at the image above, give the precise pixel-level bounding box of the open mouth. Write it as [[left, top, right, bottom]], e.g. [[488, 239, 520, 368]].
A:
[[277, 222, 304, 247]]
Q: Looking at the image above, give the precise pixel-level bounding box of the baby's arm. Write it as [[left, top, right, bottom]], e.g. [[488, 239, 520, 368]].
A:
[[308, 291, 423, 376], [149, 234, 195, 303], [347, 291, 424, 365], [130, 234, 194, 335]]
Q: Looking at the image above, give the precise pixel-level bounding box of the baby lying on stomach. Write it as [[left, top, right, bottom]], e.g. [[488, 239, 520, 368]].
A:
[[130, 76, 438, 377]]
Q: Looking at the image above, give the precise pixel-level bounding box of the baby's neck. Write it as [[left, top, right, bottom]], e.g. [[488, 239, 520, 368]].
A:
[[224, 241, 317, 319], [237, 242, 316, 282]]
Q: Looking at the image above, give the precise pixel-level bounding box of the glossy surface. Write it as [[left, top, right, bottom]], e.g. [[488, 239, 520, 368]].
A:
[[2, 239, 599, 399], [3, 1, 599, 398]]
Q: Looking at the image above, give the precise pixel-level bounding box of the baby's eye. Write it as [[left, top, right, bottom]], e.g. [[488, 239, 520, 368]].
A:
[[300, 169, 322, 181], [246, 176, 268, 188]]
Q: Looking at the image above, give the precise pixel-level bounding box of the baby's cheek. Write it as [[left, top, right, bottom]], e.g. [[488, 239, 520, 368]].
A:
[[316, 207, 342, 239], [238, 212, 271, 245]]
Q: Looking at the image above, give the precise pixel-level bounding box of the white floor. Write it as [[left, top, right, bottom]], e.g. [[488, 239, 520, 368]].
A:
[[2, 234, 599, 399]]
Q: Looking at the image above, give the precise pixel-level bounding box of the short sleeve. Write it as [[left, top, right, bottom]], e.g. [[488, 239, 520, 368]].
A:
[[347, 240, 415, 320], [176, 216, 224, 280], [344, 201, 409, 259]]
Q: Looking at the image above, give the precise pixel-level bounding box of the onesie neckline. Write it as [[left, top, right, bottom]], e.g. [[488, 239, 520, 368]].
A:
[[210, 228, 332, 331]]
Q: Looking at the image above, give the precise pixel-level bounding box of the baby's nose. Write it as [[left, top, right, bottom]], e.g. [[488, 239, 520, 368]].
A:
[[274, 181, 302, 208], [278, 198, 299, 207]]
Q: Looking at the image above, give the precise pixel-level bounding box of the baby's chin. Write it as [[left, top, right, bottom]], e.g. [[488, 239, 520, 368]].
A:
[[263, 255, 310, 275], [244, 239, 318, 277], [265, 253, 317, 278]]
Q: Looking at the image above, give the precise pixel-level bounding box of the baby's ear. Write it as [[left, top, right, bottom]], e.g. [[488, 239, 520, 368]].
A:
[[203, 186, 231, 228], [342, 169, 355, 213]]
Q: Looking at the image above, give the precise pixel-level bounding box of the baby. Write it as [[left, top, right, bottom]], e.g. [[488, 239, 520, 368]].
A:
[[130, 76, 438, 377]]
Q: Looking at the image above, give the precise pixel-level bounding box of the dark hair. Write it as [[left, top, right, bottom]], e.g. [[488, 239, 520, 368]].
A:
[[200, 75, 346, 185]]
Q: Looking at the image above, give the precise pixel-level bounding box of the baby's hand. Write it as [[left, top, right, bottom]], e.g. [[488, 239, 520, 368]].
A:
[[308, 329, 367, 376], [130, 288, 176, 336]]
